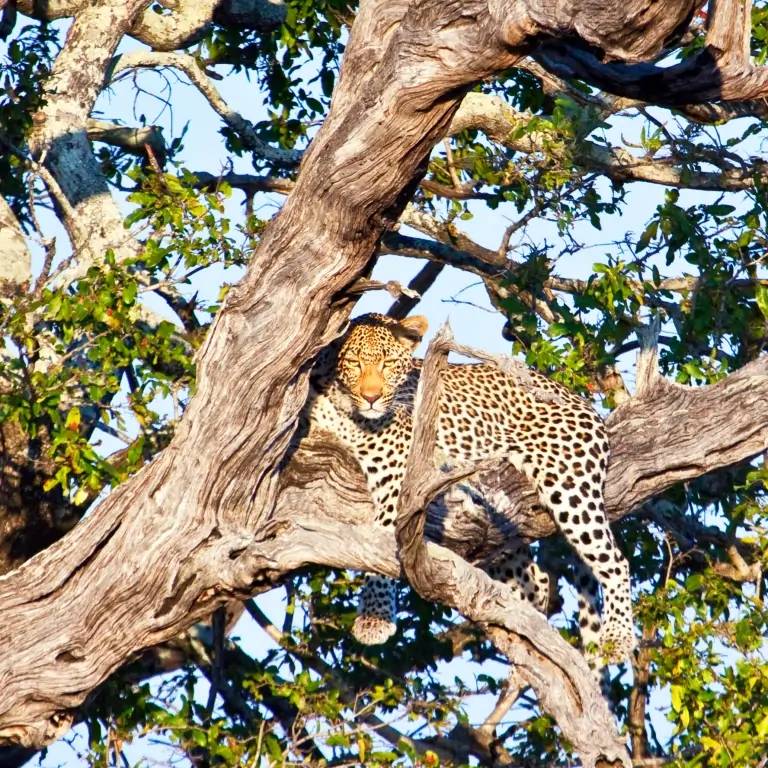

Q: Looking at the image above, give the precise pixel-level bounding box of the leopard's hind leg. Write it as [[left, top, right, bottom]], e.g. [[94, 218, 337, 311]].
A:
[[486, 542, 550, 613], [507, 416, 635, 664]]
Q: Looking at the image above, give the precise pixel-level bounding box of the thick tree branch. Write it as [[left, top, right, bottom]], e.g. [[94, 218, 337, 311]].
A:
[[212, 0, 286, 31], [27, 0, 147, 266], [86, 119, 167, 161], [519, 55, 768, 124], [449, 92, 766, 191], [192, 171, 296, 196], [16, 0, 286, 47], [127, 0, 219, 51], [0, 197, 31, 296], [532, 1, 766, 104], [394, 324, 629, 768]]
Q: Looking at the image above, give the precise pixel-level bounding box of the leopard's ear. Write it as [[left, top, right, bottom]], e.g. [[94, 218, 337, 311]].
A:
[[392, 315, 428, 349]]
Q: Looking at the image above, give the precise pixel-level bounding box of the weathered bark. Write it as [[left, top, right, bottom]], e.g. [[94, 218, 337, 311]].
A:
[[0, 198, 30, 296], [534, 0, 765, 103], [394, 324, 630, 765], [27, 0, 148, 265], [0, 0, 762, 757], [15, 0, 286, 46]]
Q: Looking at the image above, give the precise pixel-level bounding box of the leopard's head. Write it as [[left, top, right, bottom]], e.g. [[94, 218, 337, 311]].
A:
[[335, 313, 428, 419]]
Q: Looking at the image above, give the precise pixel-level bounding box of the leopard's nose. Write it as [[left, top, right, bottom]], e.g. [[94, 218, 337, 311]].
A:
[[359, 370, 383, 405]]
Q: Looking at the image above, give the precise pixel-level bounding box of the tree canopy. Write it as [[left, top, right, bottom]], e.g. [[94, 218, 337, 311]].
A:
[[0, 0, 767, 766]]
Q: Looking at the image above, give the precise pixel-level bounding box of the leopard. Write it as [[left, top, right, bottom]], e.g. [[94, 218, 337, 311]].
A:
[[305, 312, 634, 664]]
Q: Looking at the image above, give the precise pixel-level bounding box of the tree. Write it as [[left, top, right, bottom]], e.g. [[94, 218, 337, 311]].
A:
[[0, 0, 767, 765]]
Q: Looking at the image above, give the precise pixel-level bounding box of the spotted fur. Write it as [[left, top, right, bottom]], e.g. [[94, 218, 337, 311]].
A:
[[307, 313, 635, 663], [485, 542, 551, 613]]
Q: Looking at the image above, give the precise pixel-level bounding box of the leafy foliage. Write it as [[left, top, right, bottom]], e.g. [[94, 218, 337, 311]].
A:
[[0, 21, 59, 225]]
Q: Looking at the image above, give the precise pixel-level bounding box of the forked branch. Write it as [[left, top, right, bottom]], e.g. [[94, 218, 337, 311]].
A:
[[534, 1, 765, 103], [394, 325, 630, 768]]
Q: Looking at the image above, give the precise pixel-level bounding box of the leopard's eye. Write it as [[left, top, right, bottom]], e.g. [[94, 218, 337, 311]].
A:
[[342, 359, 362, 374]]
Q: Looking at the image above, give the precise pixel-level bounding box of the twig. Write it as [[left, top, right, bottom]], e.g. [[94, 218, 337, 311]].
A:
[[33, 237, 57, 298], [0, 134, 85, 245], [443, 138, 462, 188], [112, 52, 302, 166], [345, 277, 420, 300]]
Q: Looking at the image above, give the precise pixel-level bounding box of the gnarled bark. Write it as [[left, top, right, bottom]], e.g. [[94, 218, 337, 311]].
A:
[[15, 0, 286, 46], [0, 198, 30, 295]]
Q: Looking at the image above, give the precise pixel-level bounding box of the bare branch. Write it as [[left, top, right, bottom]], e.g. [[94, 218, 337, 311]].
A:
[[127, 0, 219, 51], [475, 669, 528, 756], [634, 316, 665, 398], [381, 231, 504, 280], [706, 0, 751, 67], [344, 277, 421, 301], [193, 171, 296, 195], [387, 262, 444, 319], [86, 119, 167, 161], [0, 138, 84, 243], [27, 0, 146, 265], [628, 622, 658, 761], [16, 0, 286, 47], [112, 52, 302, 166], [449, 92, 767, 191], [532, 4, 768, 107], [382, 217, 560, 324]]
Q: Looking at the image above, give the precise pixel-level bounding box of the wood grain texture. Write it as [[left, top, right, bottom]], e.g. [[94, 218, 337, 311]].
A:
[[533, 1, 766, 103]]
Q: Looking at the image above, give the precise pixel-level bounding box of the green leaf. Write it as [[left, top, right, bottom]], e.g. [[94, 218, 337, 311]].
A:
[[64, 407, 81, 431], [756, 283, 768, 320], [670, 684, 683, 713]]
